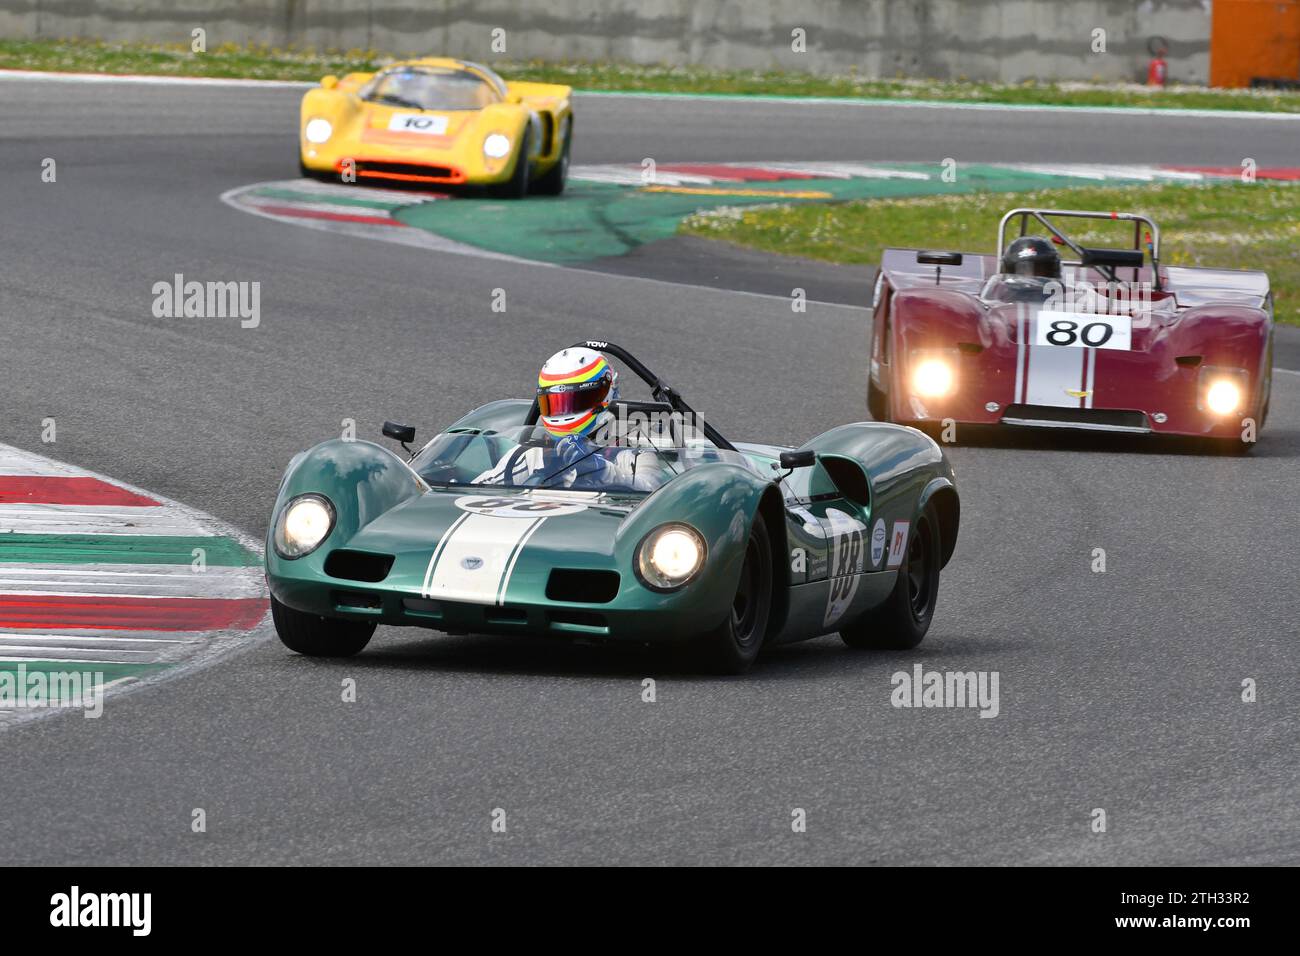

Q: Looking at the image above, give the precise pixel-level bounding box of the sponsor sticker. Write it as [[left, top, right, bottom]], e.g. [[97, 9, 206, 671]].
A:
[[871, 518, 887, 568], [387, 113, 449, 135], [886, 520, 910, 569]]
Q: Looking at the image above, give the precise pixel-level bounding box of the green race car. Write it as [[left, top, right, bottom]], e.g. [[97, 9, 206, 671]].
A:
[[266, 342, 960, 673]]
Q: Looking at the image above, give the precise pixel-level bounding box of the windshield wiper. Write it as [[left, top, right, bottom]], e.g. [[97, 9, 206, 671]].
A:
[[372, 93, 425, 110]]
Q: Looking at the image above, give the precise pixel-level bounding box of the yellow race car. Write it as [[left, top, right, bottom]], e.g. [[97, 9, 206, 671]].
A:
[[298, 57, 572, 197]]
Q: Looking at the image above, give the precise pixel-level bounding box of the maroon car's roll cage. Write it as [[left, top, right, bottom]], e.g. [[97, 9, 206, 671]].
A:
[[997, 208, 1163, 291]]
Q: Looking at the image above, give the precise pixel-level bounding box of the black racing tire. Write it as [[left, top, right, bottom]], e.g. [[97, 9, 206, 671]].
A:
[[1204, 436, 1255, 457], [272, 593, 375, 657], [867, 376, 889, 422], [298, 155, 333, 182], [531, 121, 571, 196], [494, 128, 532, 199], [693, 513, 773, 675], [840, 501, 941, 650]]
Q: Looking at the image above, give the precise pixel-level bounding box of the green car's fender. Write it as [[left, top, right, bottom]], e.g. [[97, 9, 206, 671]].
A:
[[267, 438, 426, 571], [614, 460, 780, 636]]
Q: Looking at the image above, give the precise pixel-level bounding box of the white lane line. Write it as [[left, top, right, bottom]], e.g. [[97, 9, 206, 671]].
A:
[[0, 632, 194, 645], [575, 89, 1300, 122], [1276, 367, 1300, 375], [0, 503, 211, 536], [3, 69, 1295, 121], [0, 68, 309, 89], [0, 644, 153, 655], [0, 655, 158, 664]]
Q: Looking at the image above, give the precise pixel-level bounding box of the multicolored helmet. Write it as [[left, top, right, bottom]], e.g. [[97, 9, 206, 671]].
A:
[[536, 348, 617, 438]]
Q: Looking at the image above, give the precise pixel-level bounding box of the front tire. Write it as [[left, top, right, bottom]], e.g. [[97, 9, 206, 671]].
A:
[[867, 376, 889, 422], [271, 593, 375, 657], [693, 513, 773, 674], [840, 502, 941, 650], [494, 129, 532, 199]]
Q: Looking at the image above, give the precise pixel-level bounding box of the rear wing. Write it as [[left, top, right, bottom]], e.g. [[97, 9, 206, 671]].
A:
[[998, 208, 1162, 290]]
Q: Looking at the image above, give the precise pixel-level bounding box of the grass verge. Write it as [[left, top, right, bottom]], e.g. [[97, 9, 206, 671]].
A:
[[3, 39, 1300, 113], [680, 182, 1300, 324]]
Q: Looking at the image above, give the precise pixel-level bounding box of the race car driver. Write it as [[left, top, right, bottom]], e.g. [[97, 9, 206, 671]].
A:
[[984, 235, 1064, 303], [472, 348, 669, 491]]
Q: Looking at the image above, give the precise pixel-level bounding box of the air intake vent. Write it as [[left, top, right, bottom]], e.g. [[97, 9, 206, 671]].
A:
[[546, 569, 620, 604], [324, 550, 395, 583]]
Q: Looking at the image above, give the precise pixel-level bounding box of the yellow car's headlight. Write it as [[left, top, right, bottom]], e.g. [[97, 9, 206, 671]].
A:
[[483, 133, 512, 159], [304, 118, 333, 144]]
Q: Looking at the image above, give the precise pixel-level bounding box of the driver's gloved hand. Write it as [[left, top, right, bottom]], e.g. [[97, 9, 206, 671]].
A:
[[556, 435, 611, 477]]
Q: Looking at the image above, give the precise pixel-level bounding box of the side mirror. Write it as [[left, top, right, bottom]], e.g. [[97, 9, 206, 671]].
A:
[[320, 74, 339, 90], [779, 450, 816, 470], [383, 421, 416, 444], [917, 251, 963, 266]]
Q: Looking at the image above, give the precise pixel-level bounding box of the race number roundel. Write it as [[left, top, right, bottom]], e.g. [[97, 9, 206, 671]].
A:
[[871, 519, 887, 568], [454, 496, 588, 518]]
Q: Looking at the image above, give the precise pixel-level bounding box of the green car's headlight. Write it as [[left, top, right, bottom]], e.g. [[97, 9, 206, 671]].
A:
[[483, 132, 512, 159], [274, 494, 335, 559], [637, 523, 706, 591], [304, 117, 333, 144]]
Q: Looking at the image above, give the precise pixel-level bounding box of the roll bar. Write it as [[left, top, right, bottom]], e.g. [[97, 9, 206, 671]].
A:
[[524, 341, 736, 451], [997, 208, 1162, 291]]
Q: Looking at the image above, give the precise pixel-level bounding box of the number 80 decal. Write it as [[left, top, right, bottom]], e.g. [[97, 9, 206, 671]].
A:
[[1035, 311, 1131, 351]]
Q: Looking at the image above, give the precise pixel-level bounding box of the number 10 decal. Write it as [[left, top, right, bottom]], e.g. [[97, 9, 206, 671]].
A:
[[1035, 310, 1132, 351]]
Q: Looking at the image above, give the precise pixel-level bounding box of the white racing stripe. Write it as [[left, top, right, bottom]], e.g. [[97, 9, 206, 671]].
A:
[[424, 512, 546, 606], [1022, 305, 1086, 407]]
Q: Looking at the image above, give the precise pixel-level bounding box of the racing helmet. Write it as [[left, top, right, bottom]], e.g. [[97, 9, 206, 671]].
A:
[[1002, 236, 1062, 279], [536, 348, 618, 439]]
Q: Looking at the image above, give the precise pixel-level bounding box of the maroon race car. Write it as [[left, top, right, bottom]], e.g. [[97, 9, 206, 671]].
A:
[[867, 207, 1274, 451]]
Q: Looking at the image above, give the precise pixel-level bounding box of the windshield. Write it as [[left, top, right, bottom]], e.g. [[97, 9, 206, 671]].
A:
[[410, 425, 755, 495], [362, 67, 501, 111], [980, 274, 1175, 312]]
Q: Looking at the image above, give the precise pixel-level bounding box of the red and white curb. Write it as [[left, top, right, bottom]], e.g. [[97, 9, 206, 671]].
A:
[[0, 442, 269, 727], [219, 179, 536, 262]]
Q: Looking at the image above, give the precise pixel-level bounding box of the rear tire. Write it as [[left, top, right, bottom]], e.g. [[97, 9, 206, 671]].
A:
[[531, 122, 571, 196], [272, 593, 375, 657], [693, 513, 773, 674], [840, 502, 941, 650]]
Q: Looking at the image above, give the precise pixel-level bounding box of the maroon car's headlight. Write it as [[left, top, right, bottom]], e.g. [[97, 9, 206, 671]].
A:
[[909, 349, 959, 398], [1198, 367, 1248, 417], [273, 494, 335, 559]]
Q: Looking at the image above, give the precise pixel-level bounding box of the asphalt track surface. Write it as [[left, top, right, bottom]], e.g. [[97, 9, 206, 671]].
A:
[[1, 79, 1297, 865]]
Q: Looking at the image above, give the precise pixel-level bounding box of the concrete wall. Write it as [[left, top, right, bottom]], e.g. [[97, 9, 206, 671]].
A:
[[0, 1, 1213, 84]]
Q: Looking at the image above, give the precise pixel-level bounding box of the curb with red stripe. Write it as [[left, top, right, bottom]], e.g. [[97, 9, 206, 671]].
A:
[[0, 443, 269, 726]]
